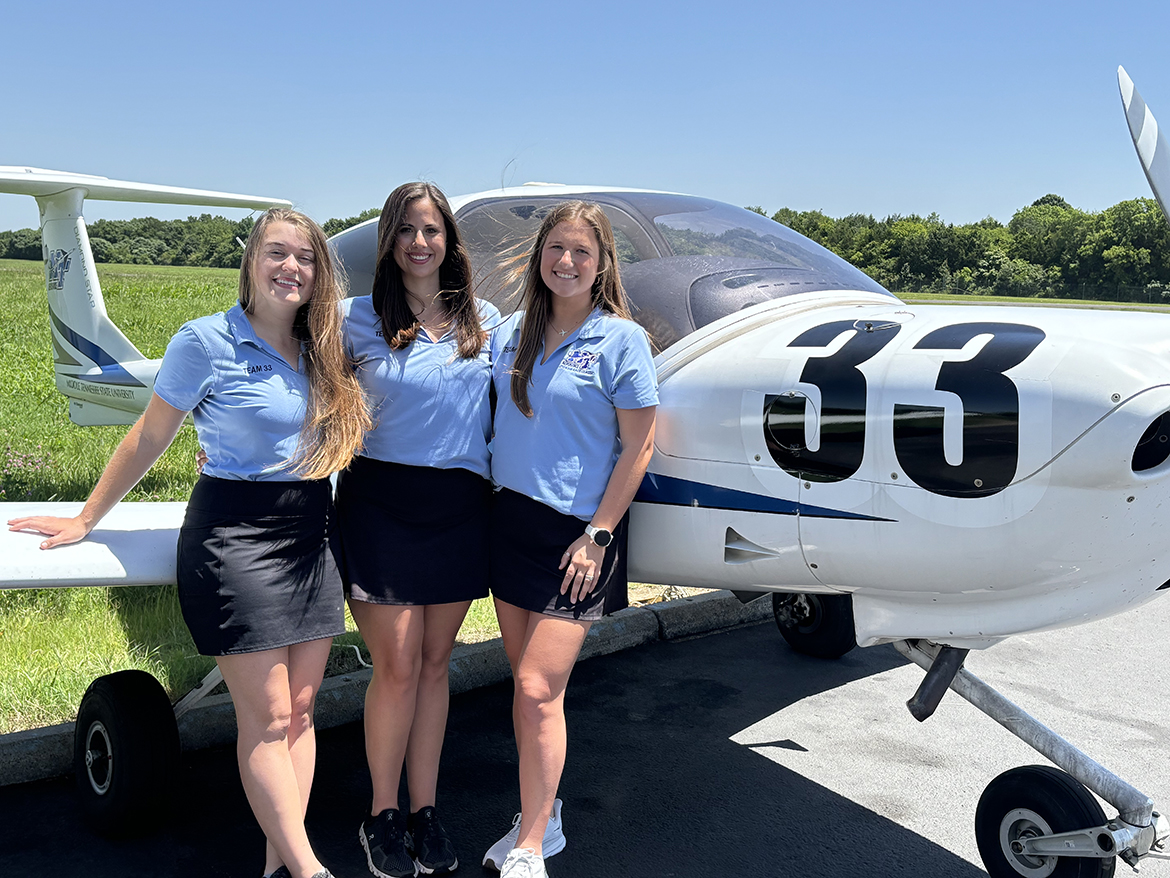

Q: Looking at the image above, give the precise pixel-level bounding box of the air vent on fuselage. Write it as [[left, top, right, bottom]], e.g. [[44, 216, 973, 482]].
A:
[[724, 527, 783, 565], [1133, 412, 1170, 472]]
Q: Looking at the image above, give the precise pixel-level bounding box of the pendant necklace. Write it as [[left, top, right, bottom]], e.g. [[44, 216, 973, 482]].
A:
[[549, 315, 585, 338]]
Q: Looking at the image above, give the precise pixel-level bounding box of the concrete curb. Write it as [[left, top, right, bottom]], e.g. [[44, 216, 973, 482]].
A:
[[0, 590, 771, 786]]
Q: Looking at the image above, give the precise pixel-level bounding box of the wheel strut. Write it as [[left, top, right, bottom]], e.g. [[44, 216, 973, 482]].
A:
[[894, 639, 1169, 870]]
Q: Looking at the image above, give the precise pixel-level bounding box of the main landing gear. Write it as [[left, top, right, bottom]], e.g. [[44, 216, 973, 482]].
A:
[[896, 639, 1169, 876], [73, 664, 224, 833], [74, 670, 178, 832], [771, 592, 857, 659]]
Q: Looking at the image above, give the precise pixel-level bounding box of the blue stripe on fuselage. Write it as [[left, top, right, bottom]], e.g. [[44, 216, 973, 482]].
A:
[[49, 310, 145, 387], [634, 472, 892, 522]]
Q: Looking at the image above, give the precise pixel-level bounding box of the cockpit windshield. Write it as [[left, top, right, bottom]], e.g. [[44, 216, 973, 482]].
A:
[[654, 200, 835, 266], [455, 190, 891, 345]]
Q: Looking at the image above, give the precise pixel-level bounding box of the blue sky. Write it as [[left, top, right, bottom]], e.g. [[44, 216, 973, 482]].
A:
[[3, 0, 1170, 233]]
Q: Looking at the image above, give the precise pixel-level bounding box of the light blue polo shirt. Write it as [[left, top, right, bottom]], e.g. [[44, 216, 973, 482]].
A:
[[153, 303, 307, 481], [490, 308, 659, 520], [342, 295, 501, 479]]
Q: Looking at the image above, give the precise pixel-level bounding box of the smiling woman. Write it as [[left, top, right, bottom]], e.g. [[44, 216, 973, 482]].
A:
[[333, 181, 498, 878], [484, 201, 659, 878], [6, 210, 370, 878]]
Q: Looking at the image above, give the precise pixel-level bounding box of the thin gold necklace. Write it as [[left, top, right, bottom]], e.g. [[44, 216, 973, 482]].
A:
[[549, 314, 586, 337]]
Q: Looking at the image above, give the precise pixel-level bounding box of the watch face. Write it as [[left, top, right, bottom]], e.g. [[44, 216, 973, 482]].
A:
[[590, 527, 613, 547]]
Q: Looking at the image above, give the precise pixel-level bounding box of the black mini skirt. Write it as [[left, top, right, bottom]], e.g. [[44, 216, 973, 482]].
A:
[[175, 475, 346, 656], [335, 456, 491, 605], [489, 487, 628, 622]]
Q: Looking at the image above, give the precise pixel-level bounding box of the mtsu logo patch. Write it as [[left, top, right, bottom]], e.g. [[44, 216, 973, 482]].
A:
[[561, 349, 600, 375], [46, 249, 72, 291]]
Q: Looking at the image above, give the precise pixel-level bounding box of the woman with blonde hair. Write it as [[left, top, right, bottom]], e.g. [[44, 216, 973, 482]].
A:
[[9, 208, 370, 878], [484, 201, 659, 878]]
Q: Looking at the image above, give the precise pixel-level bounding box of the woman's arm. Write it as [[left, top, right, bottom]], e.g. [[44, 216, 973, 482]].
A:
[[7, 393, 189, 549], [559, 404, 657, 601]]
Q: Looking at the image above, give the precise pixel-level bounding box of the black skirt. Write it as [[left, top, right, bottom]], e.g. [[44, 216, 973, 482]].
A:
[[488, 487, 629, 622], [176, 475, 346, 656], [335, 456, 491, 605]]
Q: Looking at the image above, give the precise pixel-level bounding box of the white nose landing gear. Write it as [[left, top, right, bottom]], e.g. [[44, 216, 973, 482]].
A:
[[895, 640, 1170, 876], [976, 766, 1116, 878]]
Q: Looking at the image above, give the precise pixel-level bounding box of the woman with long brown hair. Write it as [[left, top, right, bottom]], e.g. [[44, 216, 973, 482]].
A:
[[9, 209, 369, 878], [335, 182, 498, 878], [484, 201, 658, 878]]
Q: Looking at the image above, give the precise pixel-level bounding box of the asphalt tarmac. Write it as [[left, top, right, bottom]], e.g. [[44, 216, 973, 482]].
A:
[[1, 598, 1168, 878]]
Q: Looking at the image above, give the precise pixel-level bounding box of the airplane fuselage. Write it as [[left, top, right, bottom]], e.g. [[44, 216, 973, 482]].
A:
[[630, 291, 1170, 647]]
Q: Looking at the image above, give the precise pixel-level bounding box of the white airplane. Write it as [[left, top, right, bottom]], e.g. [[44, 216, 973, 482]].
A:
[[2, 66, 1168, 875]]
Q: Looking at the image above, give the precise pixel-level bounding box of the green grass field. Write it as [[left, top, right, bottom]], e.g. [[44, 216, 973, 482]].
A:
[[0, 259, 499, 734]]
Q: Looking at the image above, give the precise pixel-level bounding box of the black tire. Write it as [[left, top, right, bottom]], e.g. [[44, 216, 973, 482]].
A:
[[772, 592, 856, 659], [73, 669, 180, 834], [975, 765, 1117, 878]]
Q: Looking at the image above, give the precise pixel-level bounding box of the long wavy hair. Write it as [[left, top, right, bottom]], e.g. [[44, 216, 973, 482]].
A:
[[238, 208, 371, 479], [371, 182, 485, 359], [510, 201, 633, 416]]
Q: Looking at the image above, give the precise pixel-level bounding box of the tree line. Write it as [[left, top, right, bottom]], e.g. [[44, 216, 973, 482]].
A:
[[0, 207, 382, 269], [750, 194, 1170, 302], [3, 197, 1169, 302]]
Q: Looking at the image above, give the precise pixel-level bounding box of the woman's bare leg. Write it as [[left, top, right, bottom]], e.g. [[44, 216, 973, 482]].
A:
[[349, 600, 424, 814], [217, 637, 332, 878], [404, 600, 471, 809], [494, 599, 589, 855]]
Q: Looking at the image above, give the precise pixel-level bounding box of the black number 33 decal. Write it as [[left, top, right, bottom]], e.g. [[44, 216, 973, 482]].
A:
[[764, 321, 1044, 497]]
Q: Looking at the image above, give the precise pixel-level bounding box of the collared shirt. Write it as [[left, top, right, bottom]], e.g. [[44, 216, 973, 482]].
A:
[[490, 308, 659, 520], [153, 303, 308, 481], [342, 296, 501, 479]]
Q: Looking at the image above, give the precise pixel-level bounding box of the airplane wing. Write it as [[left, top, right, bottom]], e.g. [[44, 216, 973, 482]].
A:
[[0, 167, 291, 210], [1118, 66, 1170, 223], [1, 502, 184, 589]]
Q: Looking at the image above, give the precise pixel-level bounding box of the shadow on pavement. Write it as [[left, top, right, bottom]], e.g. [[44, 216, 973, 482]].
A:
[[0, 623, 986, 877]]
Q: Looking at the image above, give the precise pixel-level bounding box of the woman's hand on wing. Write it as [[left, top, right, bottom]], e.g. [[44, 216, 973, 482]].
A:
[[559, 533, 604, 603], [6, 515, 91, 550]]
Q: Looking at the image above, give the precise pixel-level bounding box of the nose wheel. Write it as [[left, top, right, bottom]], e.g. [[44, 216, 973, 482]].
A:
[[976, 765, 1116, 877], [897, 639, 1168, 874]]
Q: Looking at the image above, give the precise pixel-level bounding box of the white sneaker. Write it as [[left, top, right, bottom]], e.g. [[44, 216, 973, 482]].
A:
[[498, 848, 547, 878], [482, 798, 565, 871]]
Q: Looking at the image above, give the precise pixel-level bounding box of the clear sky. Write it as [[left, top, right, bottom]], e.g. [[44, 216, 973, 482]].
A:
[[3, 0, 1170, 233]]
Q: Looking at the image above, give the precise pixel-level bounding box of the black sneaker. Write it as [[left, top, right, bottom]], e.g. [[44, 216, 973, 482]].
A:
[[360, 808, 417, 878], [409, 806, 459, 874]]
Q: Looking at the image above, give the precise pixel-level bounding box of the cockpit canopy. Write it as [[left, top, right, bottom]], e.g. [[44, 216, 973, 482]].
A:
[[330, 190, 893, 351]]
